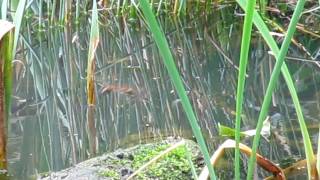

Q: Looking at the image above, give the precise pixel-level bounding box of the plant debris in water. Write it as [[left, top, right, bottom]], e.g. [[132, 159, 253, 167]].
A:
[[38, 138, 204, 180]]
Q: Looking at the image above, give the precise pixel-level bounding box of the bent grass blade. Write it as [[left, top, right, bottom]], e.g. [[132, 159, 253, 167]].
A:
[[198, 139, 285, 180]]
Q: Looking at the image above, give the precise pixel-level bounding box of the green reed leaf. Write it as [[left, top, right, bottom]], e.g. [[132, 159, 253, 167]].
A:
[[235, 0, 315, 179], [12, 0, 27, 57], [234, 0, 256, 179], [139, 1, 217, 179]]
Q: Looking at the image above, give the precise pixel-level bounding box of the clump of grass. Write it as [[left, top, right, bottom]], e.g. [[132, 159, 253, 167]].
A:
[[132, 144, 191, 179], [96, 140, 203, 180], [98, 169, 120, 179], [130, 141, 201, 179], [132, 144, 169, 168]]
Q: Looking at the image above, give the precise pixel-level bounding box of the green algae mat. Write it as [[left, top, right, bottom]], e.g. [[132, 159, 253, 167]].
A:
[[38, 138, 204, 180]]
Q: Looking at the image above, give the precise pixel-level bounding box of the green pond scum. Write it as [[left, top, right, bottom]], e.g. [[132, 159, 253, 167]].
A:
[[97, 140, 203, 179], [36, 139, 204, 180]]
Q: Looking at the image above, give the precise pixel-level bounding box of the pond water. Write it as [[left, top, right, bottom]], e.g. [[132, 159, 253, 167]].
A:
[[7, 6, 320, 179]]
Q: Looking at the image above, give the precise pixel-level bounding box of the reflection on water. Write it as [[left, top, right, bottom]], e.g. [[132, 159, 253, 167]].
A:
[[8, 8, 320, 179]]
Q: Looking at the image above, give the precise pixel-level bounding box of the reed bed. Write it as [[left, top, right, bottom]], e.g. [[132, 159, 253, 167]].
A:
[[0, 0, 319, 179]]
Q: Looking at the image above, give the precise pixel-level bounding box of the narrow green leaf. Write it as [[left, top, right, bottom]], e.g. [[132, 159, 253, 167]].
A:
[[235, 0, 315, 179], [234, 0, 257, 179], [219, 118, 270, 139], [138, 1, 217, 179], [219, 124, 246, 138], [12, 0, 27, 57], [184, 145, 198, 180], [259, 0, 267, 18], [4, 0, 26, 133], [1, 0, 8, 20]]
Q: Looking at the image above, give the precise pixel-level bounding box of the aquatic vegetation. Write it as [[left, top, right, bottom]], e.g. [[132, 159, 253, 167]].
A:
[[235, 0, 317, 178], [130, 142, 193, 179], [234, 0, 257, 178], [139, 0, 217, 179], [0, 0, 319, 179], [98, 169, 120, 179], [41, 139, 203, 180], [86, 0, 99, 156], [0, 0, 25, 171]]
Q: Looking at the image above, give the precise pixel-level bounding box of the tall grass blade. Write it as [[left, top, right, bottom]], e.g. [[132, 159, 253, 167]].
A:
[[235, 0, 316, 179], [5, 0, 26, 127], [12, 0, 27, 57], [234, 0, 257, 179], [1, 0, 8, 20], [0, 20, 14, 171], [259, 0, 267, 18], [64, 1, 72, 23], [173, 0, 185, 15], [184, 145, 198, 180], [75, 0, 80, 24], [174, 0, 179, 14], [138, 1, 217, 179], [87, 0, 99, 155], [178, 0, 186, 16]]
